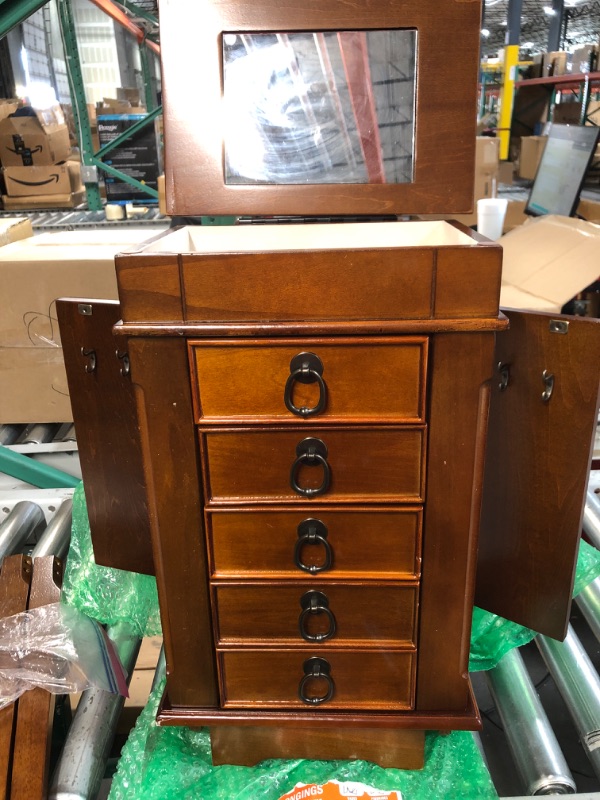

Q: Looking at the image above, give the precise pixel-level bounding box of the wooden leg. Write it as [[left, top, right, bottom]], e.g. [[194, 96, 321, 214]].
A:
[[10, 557, 62, 800]]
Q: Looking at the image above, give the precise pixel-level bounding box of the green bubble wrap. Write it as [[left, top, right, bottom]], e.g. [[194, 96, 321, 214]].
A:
[[61, 484, 600, 800], [61, 484, 161, 638], [109, 676, 497, 800]]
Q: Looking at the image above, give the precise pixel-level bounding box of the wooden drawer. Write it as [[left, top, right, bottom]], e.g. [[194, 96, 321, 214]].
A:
[[219, 649, 416, 710], [207, 507, 422, 580], [213, 583, 418, 646], [201, 426, 426, 504], [189, 338, 427, 424]]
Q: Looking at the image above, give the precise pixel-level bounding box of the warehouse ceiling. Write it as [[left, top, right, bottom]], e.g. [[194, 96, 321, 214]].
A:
[[482, 0, 600, 58]]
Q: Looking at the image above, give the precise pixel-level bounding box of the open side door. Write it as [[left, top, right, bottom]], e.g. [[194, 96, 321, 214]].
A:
[[56, 298, 154, 576], [476, 309, 600, 639]]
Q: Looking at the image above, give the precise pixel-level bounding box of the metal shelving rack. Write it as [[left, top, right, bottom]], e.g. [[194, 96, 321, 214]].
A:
[[0, 0, 162, 210], [514, 70, 600, 126]]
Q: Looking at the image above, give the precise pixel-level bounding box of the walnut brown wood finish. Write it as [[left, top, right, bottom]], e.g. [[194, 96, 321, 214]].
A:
[[115, 225, 502, 326], [207, 506, 422, 579], [218, 649, 416, 710], [10, 557, 62, 800], [158, 691, 481, 730], [189, 338, 427, 424], [128, 337, 218, 707], [213, 583, 418, 645], [159, 0, 482, 216], [209, 725, 425, 769], [201, 426, 426, 504], [476, 310, 600, 640], [417, 333, 495, 712], [56, 299, 154, 575]]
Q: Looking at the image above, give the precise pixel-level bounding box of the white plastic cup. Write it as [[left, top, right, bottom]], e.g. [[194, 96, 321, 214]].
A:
[[477, 198, 508, 241], [105, 203, 125, 221]]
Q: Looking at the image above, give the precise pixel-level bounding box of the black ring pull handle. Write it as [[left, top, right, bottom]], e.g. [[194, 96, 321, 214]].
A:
[[294, 519, 332, 574], [298, 590, 337, 642], [298, 657, 334, 705], [284, 352, 328, 418], [290, 438, 331, 498]]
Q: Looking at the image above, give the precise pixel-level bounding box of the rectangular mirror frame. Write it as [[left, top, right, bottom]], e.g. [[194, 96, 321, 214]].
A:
[[159, 0, 482, 217]]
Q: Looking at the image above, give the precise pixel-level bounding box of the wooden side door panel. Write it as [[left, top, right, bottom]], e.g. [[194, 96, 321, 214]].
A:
[[56, 299, 154, 575], [476, 309, 600, 639]]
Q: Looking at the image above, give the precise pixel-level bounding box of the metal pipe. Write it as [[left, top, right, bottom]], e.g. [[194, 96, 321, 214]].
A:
[[0, 445, 80, 490], [0, 502, 46, 562], [575, 578, 600, 643], [537, 625, 600, 781], [0, 0, 48, 40], [31, 499, 72, 561], [49, 621, 142, 800], [61, 425, 76, 443], [583, 489, 600, 550], [486, 648, 575, 795], [21, 423, 61, 445], [0, 425, 22, 446]]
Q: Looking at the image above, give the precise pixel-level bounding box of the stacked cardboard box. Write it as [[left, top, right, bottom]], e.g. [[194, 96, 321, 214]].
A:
[[0, 228, 159, 422], [542, 51, 568, 77], [570, 44, 598, 74], [0, 104, 84, 209]]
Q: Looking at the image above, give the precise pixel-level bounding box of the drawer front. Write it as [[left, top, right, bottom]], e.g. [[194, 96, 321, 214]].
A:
[[190, 338, 427, 424], [213, 584, 418, 646], [219, 649, 416, 710], [208, 507, 422, 580], [202, 427, 425, 504]]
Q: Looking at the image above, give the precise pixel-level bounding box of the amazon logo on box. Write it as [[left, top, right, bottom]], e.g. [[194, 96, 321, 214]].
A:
[[0, 110, 71, 167], [2, 162, 82, 197]]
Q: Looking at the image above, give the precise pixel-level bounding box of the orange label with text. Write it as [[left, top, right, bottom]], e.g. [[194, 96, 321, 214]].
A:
[[279, 781, 402, 800]]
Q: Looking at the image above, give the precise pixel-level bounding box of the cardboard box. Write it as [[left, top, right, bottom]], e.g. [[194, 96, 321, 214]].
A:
[[97, 98, 146, 115], [498, 161, 514, 185], [571, 44, 598, 75], [0, 107, 71, 167], [1, 190, 85, 211], [519, 136, 547, 180], [0, 217, 33, 246], [0, 229, 161, 422], [502, 197, 600, 234], [499, 215, 600, 312], [97, 114, 160, 202], [3, 161, 81, 197], [542, 51, 568, 77], [117, 87, 142, 106], [0, 100, 19, 124]]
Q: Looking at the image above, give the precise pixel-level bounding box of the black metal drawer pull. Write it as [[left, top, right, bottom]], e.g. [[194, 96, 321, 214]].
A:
[[298, 590, 336, 642], [298, 657, 334, 705], [284, 352, 327, 417], [290, 438, 331, 497], [294, 519, 332, 574]]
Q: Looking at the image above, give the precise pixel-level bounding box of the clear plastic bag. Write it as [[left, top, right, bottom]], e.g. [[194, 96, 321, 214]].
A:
[[0, 602, 128, 709]]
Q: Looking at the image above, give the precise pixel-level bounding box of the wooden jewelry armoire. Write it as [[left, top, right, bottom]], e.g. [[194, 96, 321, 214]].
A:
[[57, 0, 600, 770]]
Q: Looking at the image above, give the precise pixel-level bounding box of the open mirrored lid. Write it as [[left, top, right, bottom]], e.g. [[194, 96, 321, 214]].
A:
[[158, 0, 483, 217]]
